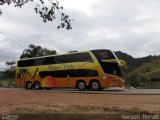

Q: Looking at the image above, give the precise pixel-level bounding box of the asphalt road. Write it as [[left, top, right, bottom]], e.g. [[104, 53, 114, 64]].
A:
[[0, 87, 159, 95]]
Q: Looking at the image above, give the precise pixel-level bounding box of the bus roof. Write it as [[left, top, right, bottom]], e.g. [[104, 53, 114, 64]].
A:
[[18, 49, 111, 61]]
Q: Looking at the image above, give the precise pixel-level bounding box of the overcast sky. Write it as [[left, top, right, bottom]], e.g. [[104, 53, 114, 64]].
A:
[[0, 0, 160, 70]]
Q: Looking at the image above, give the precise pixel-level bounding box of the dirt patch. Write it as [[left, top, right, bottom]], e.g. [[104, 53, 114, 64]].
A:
[[0, 90, 159, 120]]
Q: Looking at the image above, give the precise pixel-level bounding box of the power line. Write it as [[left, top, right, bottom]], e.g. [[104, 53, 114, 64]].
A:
[[0, 31, 26, 49]]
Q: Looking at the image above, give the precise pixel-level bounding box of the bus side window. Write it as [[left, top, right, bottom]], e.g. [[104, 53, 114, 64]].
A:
[[43, 57, 55, 65], [34, 58, 44, 66], [70, 53, 93, 63], [18, 59, 35, 67], [54, 55, 65, 64]]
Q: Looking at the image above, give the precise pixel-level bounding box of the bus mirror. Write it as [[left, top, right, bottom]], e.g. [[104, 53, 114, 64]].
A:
[[118, 60, 127, 70]]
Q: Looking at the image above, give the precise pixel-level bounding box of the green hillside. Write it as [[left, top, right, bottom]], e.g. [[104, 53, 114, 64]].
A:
[[115, 51, 160, 73], [114, 51, 160, 88], [134, 59, 160, 78], [126, 58, 160, 88]]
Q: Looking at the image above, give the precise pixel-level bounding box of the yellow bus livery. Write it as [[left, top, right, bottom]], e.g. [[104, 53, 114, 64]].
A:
[[16, 49, 126, 90]]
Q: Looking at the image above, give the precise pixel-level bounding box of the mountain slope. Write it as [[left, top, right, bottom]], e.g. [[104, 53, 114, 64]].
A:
[[115, 51, 160, 73], [133, 59, 160, 79]]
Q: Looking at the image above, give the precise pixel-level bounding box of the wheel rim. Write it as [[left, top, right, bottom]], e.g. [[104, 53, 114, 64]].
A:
[[92, 82, 99, 90], [79, 82, 85, 90], [27, 83, 32, 89], [35, 82, 40, 89]]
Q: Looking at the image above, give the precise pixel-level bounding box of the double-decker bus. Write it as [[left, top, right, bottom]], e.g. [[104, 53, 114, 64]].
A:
[[16, 49, 126, 90]]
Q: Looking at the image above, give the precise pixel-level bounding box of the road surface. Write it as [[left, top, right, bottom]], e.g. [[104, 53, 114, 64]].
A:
[[0, 87, 159, 95], [0, 87, 160, 119]]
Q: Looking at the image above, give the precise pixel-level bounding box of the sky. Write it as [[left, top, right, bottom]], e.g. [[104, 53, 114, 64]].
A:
[[0, 0, 160, 70]]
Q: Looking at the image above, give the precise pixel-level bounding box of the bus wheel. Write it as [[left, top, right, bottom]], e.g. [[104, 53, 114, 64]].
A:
[[34, 81, 41, 90], [77, 80, 86, 91], [26, 82, 32, 89], [90, 80, 101, 91]]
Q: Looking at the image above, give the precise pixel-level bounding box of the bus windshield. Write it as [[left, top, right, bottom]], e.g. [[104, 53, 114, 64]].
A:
[[91, 50, 116, 60], [91, 50, 122, 76]]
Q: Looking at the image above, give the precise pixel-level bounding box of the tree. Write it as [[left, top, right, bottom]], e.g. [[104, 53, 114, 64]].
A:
[[0, 0, 72, 30], [125, 72, 150, 88], [20, 44, 57, 59], [5, 60, 16, 87]]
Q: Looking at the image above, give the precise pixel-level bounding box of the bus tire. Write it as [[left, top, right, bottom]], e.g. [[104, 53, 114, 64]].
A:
[[76, 80, 86, 91], [26, 81, 33, 89], [34, 81, 41, 90], [90, 80, 101, 91]]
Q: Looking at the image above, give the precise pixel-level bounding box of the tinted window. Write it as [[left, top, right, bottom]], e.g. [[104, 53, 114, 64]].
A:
[[100, 61, 122, 76], [92, 50, 115, 60], [54, 53, 93, 63], [39, 69, 99, 78], [91, 50, 122, 76], [18, 59, 35, 67], [43, 57, 55, 65], [35, 58, 45, 66], [18, 52, 93, 67]]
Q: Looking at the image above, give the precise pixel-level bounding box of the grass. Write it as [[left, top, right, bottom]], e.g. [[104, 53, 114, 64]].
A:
[[0, 79, 15, 87], [147, 68, 160, 76], [9, 105, 158, 115], [103, 106, 155, 115], [7, 105, 159, 120]]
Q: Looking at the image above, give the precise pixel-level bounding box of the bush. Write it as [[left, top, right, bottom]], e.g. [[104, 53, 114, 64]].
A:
[[125, 72, 150, 88]]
